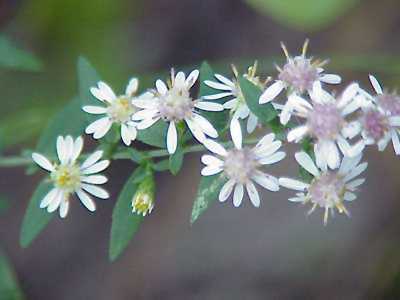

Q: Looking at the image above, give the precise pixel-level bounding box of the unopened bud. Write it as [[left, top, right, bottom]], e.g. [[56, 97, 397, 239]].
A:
[[132, 174, 155, 216]]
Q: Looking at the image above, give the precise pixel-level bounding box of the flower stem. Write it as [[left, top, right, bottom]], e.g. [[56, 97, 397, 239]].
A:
[[0, 138, 261, 168]]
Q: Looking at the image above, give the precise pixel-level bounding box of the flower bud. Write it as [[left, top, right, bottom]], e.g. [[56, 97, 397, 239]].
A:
[[131, 174, 155, 216]]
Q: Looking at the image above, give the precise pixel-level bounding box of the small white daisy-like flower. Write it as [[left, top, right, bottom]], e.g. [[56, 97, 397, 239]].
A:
[[204, 62, 265, 134], [83, 78, 139, 146], [259, 40, 341, 125], [359, 75, 400, 116], [201, 122, 285, 207], [286, 82, 364, 169], [31, 136, 110, 218], [279, 151, 367, 225], [357, 104, 400, 155], [132, 69, 223, 154]]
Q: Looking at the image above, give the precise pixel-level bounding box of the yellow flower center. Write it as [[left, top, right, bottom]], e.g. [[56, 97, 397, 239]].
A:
[[51, 164, 81, 192], [107, 97, 135, 123]]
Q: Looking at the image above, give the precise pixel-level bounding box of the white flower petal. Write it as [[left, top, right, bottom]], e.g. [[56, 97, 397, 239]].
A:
[[76, 189, 96, 212], [287, 125, 309, 143], [121, 124, 135, 146], [392, 130, 400, 155], [192, 114, 218, 138], [253, 172, 279, 191], [279, 177, 309, 191], [40, 188, 59, 208], [63, 135, 74, 162], [258, 152, 286, 165], [339, 153, 363, 175], [194, 101, 224, 112], [280, 101, 293, 125], [369, 74, 383, 95], [81, 183, 109, 199], [346, 178, 365, 190], [246, 182, 260, 207], [82, 106, 107, 114], [203, 139, 227, 156], [343, 162, 368, 182], [344, 192, 357, 201], [136, 117, 160, 130], [203, 92, 234, 100], [223, 98, 238, 109], [56, 136, 66, 164], [186, 69, 199, 88], [201, 154, 223, 167], [246, 113, 258, 134], [156, 79, 168, 95], [338, 83, 359, 108], [215, 74, 235, 87], [174, 72, 186, 89], [81, 150, 103, 170], [71, 136, 83, 162], [254, 141, 282, 158], [167, 121, 178, 154], [230, 118, 242, 150], [186, 118, 206, 144], [125, 78, 139, 96], [81, 160, 110, 175], [204, 80, 232, 91], [259, 81, 285, 104], [59, 200, 69, 218], [219, 179, 235, 202], [389, 116, 400, 127], [81, 175, 108, 185], [201, 165, 223, 176], [85, 117, 111, 135], [32, 153, 54, 172], [255, 133, 275, 148], [47, 191, 63, 213], [233, 184, 244, 207], [319, 74, 341, 85], [294, 152, 319, 176], [93, 119, 113, 139]]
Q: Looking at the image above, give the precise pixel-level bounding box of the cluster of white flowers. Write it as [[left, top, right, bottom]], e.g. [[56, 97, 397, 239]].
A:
[[30, 40, 400, 225]]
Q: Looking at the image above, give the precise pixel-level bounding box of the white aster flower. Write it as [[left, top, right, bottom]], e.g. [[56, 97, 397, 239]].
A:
[[286, 82, 364, 169], [359, 74, 400, 116], [83, 78, 140, 146], [132, 69, 223, 154], [357, 104, 400, 155], [279, 151, 367, 225], [259, 40, 341, 125], [201, 122, 285, 207], [31, 135, 110, 218], [204, 62, 265, 134]]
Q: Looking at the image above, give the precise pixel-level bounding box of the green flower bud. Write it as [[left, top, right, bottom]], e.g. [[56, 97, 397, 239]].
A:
[[131, 173, 155, 216]]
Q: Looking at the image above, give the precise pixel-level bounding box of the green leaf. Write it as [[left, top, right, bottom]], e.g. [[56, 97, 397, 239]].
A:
[[239, 77, 277, 123], [77, 56, 102, 125], [137, 120, 167, 148], [190, 174, 227, 224], [0, 250, 24, 300], [198, 62, 229, 132], [246, 0, 361, 31], [169, 145, 184, 175], [36, 97, 86, 157], [20, 181, 54, 248], [109, 167, 147, 261], [153, 159, 170, 172], [0, 35, 42, 72]]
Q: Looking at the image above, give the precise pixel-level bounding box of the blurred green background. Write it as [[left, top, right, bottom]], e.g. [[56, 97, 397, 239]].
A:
[[1, 0, 400, 299]]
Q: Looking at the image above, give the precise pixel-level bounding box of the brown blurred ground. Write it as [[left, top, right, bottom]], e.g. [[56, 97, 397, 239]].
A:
[[1, 0, 400, 299]]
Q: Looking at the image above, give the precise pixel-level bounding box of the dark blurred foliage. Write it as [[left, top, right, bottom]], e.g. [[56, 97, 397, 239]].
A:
[[1, 0, 400, 299]]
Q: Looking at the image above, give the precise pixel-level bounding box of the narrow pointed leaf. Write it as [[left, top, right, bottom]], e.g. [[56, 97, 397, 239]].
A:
[[239, 77, 277, 123], [0, 35, 42, 71], [0, 250, 24, 300], [191, 174, 227, 224], [20, 181, 54, 248], [109, 167, 147, 261]]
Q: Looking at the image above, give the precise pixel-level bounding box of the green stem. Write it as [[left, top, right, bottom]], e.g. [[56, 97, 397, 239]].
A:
[[0, 138, 261, 168]]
